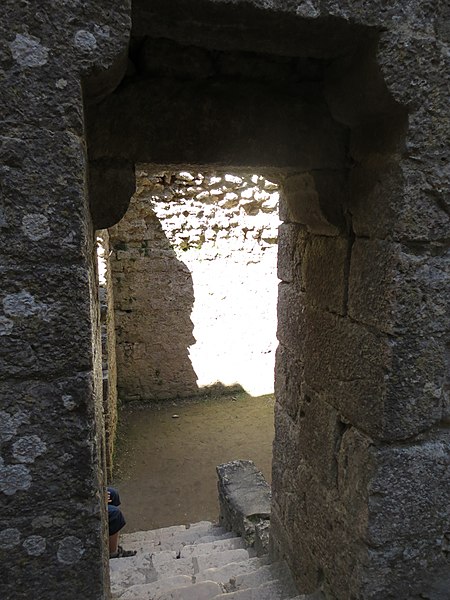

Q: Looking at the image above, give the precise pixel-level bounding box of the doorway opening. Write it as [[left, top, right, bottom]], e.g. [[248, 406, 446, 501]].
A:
[[98, 167, 282, 529], [84, 4, 431, 595]]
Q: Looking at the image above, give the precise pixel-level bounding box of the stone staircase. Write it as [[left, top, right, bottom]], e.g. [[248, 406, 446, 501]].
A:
[[110, 520, 305, 600]]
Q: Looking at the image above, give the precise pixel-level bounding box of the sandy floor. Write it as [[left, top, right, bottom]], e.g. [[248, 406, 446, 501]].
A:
[[111, 392, 275, 532]]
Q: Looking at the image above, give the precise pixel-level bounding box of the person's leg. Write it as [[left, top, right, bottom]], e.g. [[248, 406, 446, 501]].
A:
[[109, 531, 119, 555], [108, 504, 136, 558]]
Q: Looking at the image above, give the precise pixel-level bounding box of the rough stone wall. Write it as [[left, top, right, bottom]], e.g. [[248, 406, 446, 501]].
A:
[[0, 2, 130, 599], [2, 1, 449, 599], [97, 231, 119, 478], [269, 8, 450, 600], [108, 169, 280, 401]]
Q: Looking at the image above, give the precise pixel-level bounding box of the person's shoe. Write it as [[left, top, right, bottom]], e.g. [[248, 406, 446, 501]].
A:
[[109, 545, 137, 559]]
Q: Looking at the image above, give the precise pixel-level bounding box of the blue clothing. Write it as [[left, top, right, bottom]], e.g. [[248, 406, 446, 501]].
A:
[[107, 487, 126, 535]]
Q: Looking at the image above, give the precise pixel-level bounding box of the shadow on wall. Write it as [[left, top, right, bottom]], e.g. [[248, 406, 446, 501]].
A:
[[108, 202, 201, 402]]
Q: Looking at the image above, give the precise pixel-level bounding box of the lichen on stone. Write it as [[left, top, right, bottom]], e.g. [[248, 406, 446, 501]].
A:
[[12, 435, 47, 464], [0, 464, 32, 495], [23, 535, 46, 556], [57, 536, 85, 564]]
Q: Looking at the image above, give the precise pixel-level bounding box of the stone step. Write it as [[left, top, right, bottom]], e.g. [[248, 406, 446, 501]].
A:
[[110, 552, 156, 597], [193, 548, 252, 573], [210, 578, 298, 600], [224, 564, 280, 591], [226, 561, 296, 593], [122, 522, 231, 553], [194, 557, 269, 584], [118, 575, 193, 600], [154, 580, 223, 600], [123, 521, 227, 544], [110, 521, 301, 600], [152, 552, 195, 578], [180, 537, 246, 558]]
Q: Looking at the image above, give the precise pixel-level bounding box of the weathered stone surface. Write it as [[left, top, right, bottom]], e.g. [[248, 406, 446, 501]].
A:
[[276, 285, 305, 358], [0, 1, 131, 598], [349, 239, 450, 335], [277, 223, 307, 286], [303, 307, 387, 437], [349, 159, 450, 242], [131, 1, 372, 58], [302, 235, 350, 315], [139, 37, 215, 80], [274, 345, 303, 422], [281, 172, 346, 236], [217, 460, 271, 551], [3, 0, 449, 598], [87, 79, 348, 169], [89, 159, 136, 229]]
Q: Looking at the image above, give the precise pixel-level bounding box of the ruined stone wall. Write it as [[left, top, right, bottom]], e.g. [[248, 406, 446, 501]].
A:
[[0, 2, 131, 599], [269, 10, 450, 600], [108, 169, 280, 401], [97, 231, 119, 478], [2, 1, 449, 599]]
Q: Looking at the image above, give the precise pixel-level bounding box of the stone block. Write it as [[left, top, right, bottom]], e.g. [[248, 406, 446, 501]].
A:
[[88, 77, 348, 169], [348, 240, 447, 438], [297, 392, 342, 489], [349, 159, 450, 241], [305, 303, 445, 438], [274, 419, 450, 599], [120, 576, 193, 600], [154, 581, 222, 600], [0, 130, 89, 265], [303, 307, 387, 438], [281, 172, 346, 235], [302, 235, 349, 315], [194, 549, 251, 573], [270, 509, 320, 595], [349, 239, 450, 336], [88, 158, 136, 229], [383, 335, 445, 439], [354, 429, 450, 599], [216, 460, 271, 549], [0, 264, 94, 379], [195, 557, 268, 584], [274, 344, 303, 421], [180, 538, 245, 558], [277, 223, 307, 286], [276, 284, 305, 357]]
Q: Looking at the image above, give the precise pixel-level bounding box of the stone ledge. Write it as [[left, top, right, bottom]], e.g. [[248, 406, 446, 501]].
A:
[[216, 459, 271, 555]]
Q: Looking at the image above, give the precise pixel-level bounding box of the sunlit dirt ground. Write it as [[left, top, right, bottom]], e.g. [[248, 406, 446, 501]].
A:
[[111, 392, 275, 532]]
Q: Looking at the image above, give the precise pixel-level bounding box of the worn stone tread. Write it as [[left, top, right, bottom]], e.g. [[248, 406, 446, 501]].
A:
[[118, 575, 193, 600], [110, 522, 299, 600], [228, 560, 295, 592], [118, 575, 192, 600], [180, 537, 246, 558], [152, 553, 195, 578], [193, 548, 251, 573], [194, 557, 269, 584], [122, 522, 229, 553], [110, 551, 156, 596], [154, 580, 223, 600], [210, 578, 298, 600]]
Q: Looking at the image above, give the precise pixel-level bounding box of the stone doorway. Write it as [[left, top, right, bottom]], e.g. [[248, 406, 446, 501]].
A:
[[85, 9, 449, 597], [3, 2, 448, 600], [99, 166, 282, 530]]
